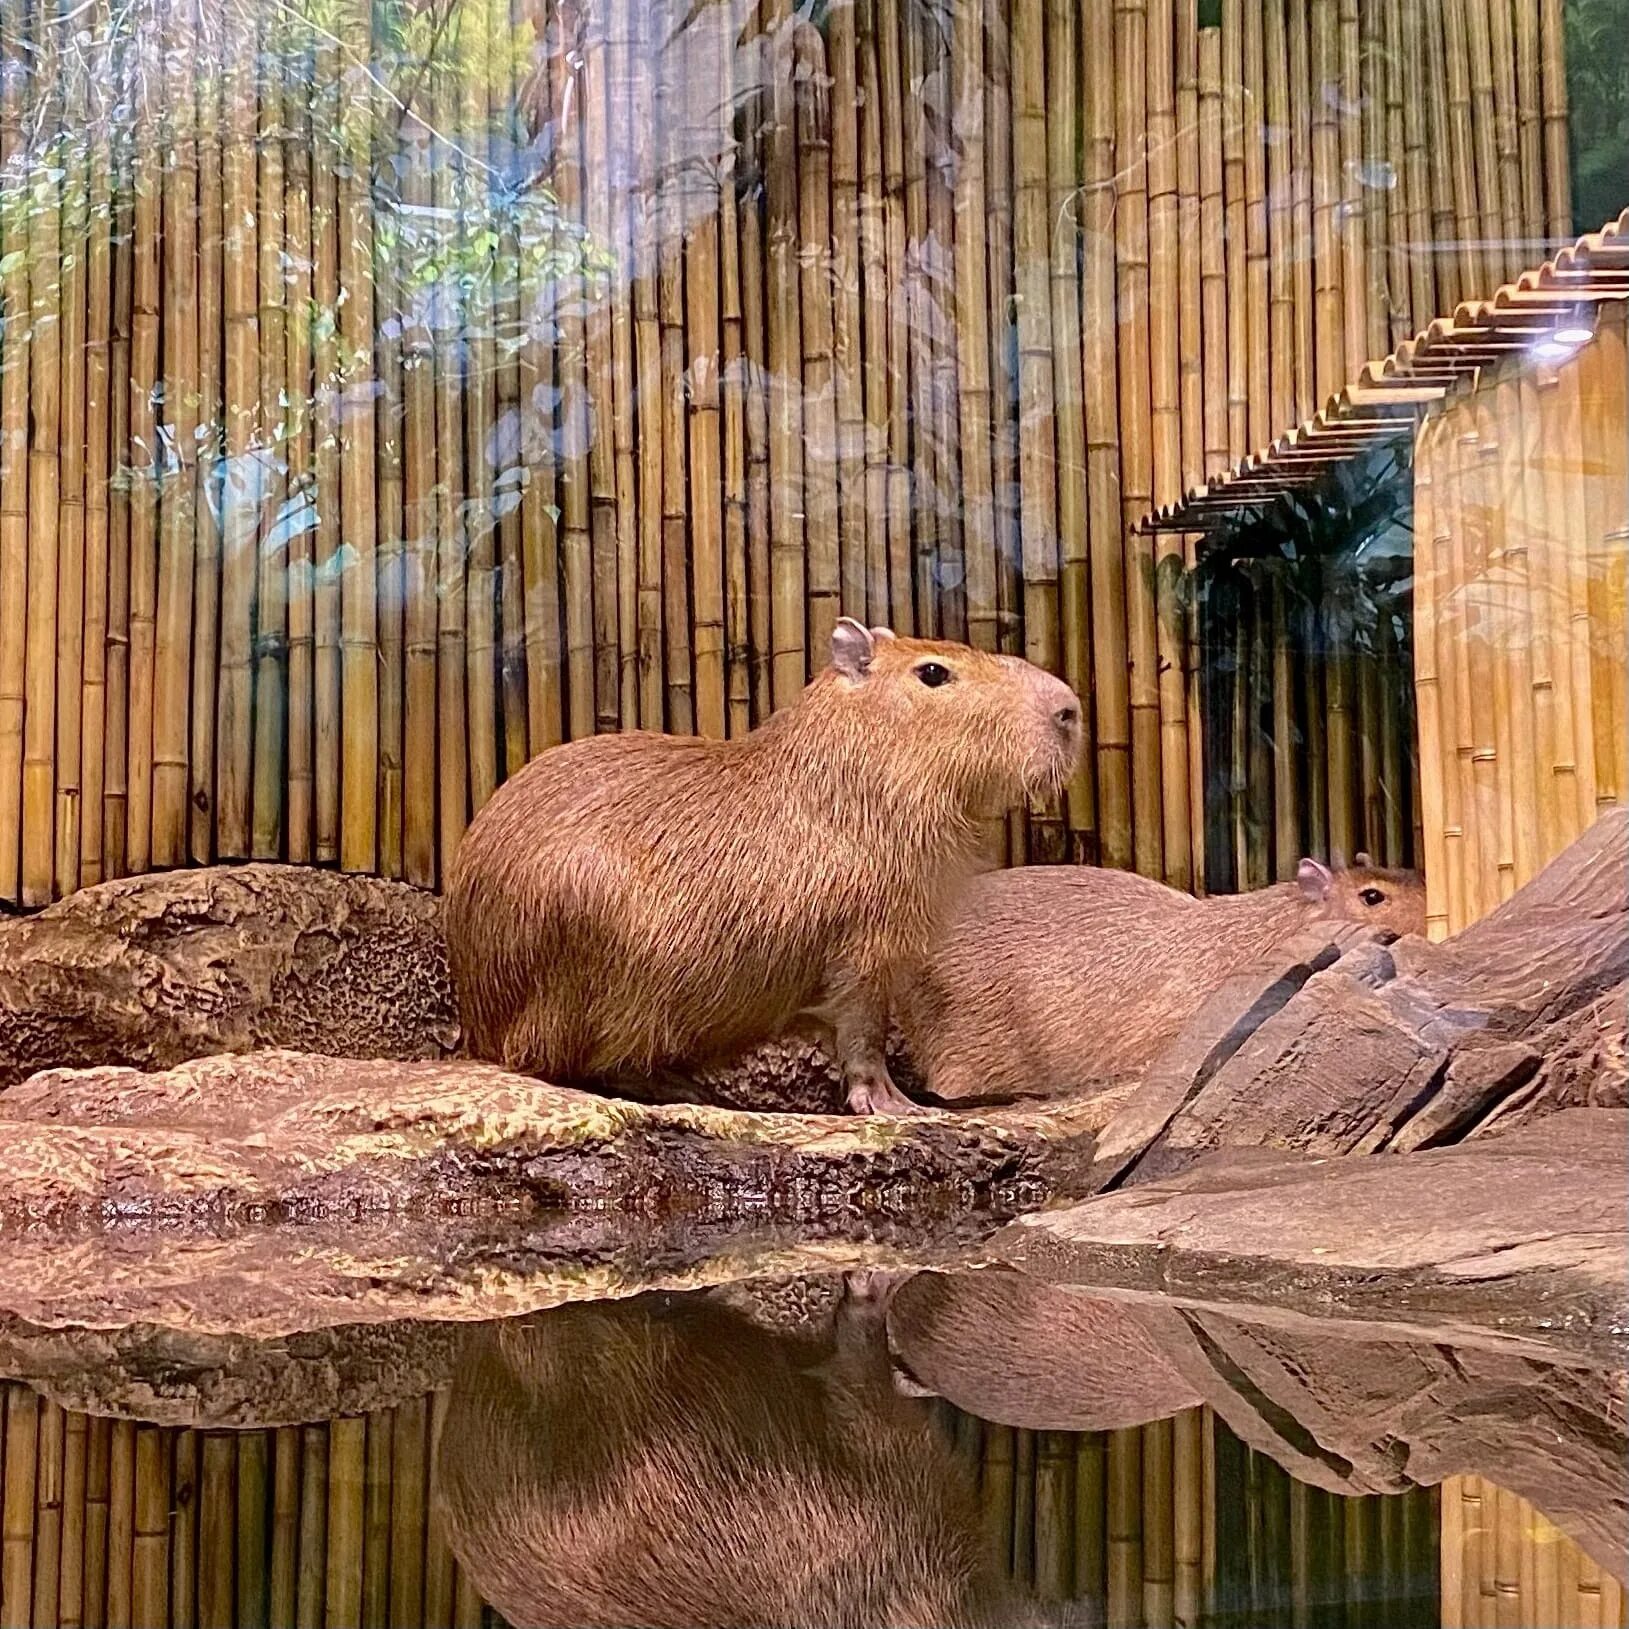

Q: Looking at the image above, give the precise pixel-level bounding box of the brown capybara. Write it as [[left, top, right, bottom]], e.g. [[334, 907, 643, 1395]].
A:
[[896, 854, 1426, 1103], [434, 1282, 1031, 1629], [443, 619, 1082, 1114]]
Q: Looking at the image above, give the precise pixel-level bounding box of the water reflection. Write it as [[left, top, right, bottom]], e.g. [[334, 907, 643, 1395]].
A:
[[0, 1267, 1621, 1628]]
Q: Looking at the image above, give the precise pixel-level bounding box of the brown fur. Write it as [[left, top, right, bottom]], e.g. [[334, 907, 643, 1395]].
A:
[[896, 857, 1427, 1102], [444, 621, 1081, 1113], [433, 1287, 1025, 1629]]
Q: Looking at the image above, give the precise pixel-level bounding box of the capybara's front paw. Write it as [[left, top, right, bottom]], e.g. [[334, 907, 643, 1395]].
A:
[[845, 1071, 931, 1116]]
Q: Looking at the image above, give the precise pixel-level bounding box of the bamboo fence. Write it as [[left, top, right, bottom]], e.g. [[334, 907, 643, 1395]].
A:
[[0, 0, 1575, 905], [0, 1383, 499, 1629], [1413, 301, 1627, 939]]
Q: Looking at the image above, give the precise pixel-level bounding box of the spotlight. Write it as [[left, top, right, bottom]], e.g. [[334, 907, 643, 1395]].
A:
[[1552, 324, 1594, 345]]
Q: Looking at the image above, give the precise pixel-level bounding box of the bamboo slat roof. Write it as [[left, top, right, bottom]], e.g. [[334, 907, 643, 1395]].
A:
[[1139, 209, 1629, 534]]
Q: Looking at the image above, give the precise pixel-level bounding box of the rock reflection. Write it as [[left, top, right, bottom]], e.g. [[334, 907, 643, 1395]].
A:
[[435, 1277, 1049, 1629]]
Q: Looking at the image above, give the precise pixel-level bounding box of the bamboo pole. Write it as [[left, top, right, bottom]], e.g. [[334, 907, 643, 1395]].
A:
[[423, 1394, 455, 1629], [59, 1408, 86, 1629], [54, 0, 90, 898], [167, 1444, 210, 1629], [1049, 0, 1094, 858], [363, 1411, 391, 1629], [579, 0, 618, 743], [33, 1400, 63, 1629], [325, 1417, 365, 1629], [1013, 1429, 1035, 1591], [296, 1424, 327, 1629], [1107, 1427, 1143, 1629], [1537, 0, 1569, 242], [1534, 366, 1584, 848], [197, 1434, 235, 1629], [236, 1432, 269, 1629], [857, 0, 890, 625], [1326, 564, 1358, 864], [215, 5, 258, 863], [250, 6, 287, 865], [1287, 0, 1316, 417], [1241, 0, 1268, 450], [1199, 23, 1226, 480], [104, 1422, 133, 1629], [1442, 1476, 1466, 1628], [1074, 1433, 1107, 1605], [1440, 0, 1484, 301], [1087, 0, 1131, 869], [1273, 574, 1301, 878], [980, 1426, 1015, 1585], [1399, 0, 1434, 330], [283, 18, 314, 864], [1148, 0, 1191, 892], [1034, 1433, 1074, 1602], [875, 0, 910, 634], [1485, 0, 1523, 279], [929, 14, 966, 646], [83, 1417, 110, 1629], [1174, 1410, 1204, 1627], [1491, 376, 1538, 885], [738, 32, 772, 719], [1118, 0, 1162, 881], [20, 0, 62, 902], [0, 0, 30, 902], [1418, 416, 1461, 936], [986, 0, 1021, 685], [1514, 0, 1540, 247], [191, 0, 225, 869], [1220, 0, 1247, 458], [1595, 305, 1629, 813], [130, 1427, 167, 1629], [389, 1397, 428, 1629], [1310, 0, 1346, 403], [1337, 0, 1365, 382], [1553, 354, 1598, 844], [1381, 0, 1409, 345], [270, 1429, 298, 1629], [1142, 1417, 1174, 1628], [1263, 0, 1293, 435], [2, 1387, 38, 1629], [830, 0, 866, 633], [717, 0, 750, 737], [1360, 0, 1391, 359]]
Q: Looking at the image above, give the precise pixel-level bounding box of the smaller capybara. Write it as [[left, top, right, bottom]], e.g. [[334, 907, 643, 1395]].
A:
[[434, 1281, 1032, 1629], [443, 620, 1082, 1114], [896, 854, 1426, 1103]]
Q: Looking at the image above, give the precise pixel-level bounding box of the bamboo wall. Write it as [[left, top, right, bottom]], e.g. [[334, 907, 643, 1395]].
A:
[[1440, 1475, 1628, 1629], [1413, 298, 1628, 939], [0, 0, 1574, 907]]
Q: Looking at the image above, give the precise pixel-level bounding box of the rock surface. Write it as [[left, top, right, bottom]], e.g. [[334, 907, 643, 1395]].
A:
[[998, 1110, 1629, 1367], [0, 864, 459, 1086]]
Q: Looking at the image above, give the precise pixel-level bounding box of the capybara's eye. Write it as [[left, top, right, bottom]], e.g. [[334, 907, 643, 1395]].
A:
[[914, 662, 953, 688], [1360, 887, 1385, 906]]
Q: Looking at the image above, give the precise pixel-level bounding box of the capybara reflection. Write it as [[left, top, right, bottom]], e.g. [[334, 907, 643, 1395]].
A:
[[885, 1270, 1203, 1432], [444, 621, 1082, 1114], [897, 856, 1426, 1102], [434, 1286, 1026, 1629]]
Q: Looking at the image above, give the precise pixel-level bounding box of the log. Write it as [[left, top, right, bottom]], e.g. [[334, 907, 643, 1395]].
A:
[[0, 865, 457, 1086]]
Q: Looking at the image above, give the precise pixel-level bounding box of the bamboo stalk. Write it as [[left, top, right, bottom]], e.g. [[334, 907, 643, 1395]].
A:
[[1272, 575, 1301, 877], [979, 1426, 1015, 1587], [900, 0, 937, 635], [1034, 1433, 1074, 1602], [325, 1418, 366, 1629], [716, 0, 749, 738], [875, 0, 910, 634], [1262, 0, 1293, 435], [685, 2, 727, 736], [1310, 0, 1346, 402], [1490, 376, 1538, 884], [764, 0, 804, 703], [215, 5, 257, 863], [1419, 416, 1463, 936], [1241, 0, 1268, 449], [270, 1428, 298, 1629], [1441, 1476, 1466, 1628], [1142, 1417, 1174, 1628], [1174, 1410, 1204, 1627], [0, 0, 30, 902], [296, 1424, 327, 1629], [1199, 23, 1227, 480], [1118, 0, 1162, 882], [578, 0, 617, 742], [1399, 0, 1434, 329], [167, 1428, 197, 1629], [250, 4, 287, 864], [1381, 0, 1409, 344], [389, 1397, 428, 1629], [130, 1427, 167, 1629], [54, 0, 91, 898], [829, 0, 866, 634], [197, 1434, 234, 1629], [1537, 0, 1568, 242], [856, 0, 889, 626], [952, 0, 995, 656], [20, 0, 62, 902], [83, 1417, 110, 1629], [1013, 1429, 1035, 1590], [986, 0, 1020, 680], [1221, 0, 1247, 458], [1360, 0, 1391, 358], [3, 1387, 39, 1629], [1074, 1433, 1107, 1605], [104, 1422, 133, 1629], [33, 1400, 63, 1629], [628, 0, 664, 728], [1326, 563, 1358, 865], [1048, 0, 1094, 858], [282, 18, 313, 864], [191, 0, 224, 869], [1287, 0, 1316, 417], [1440, 0, 1484, 301], [1337, 0, 1365, 381], [738, 37, 772, 719], [423, 1394, 455, 1629], [1595, 304, 1629, 812], [235, 1432, 268, 1629], [363, 1411, 391, 1629], [930, 16, 967, 645], [1107, 1427, 1142, 1629], [59, 1408, 86, 1629]]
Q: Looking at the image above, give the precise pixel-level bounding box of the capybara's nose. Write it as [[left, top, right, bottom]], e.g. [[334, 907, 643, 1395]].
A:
[[1054, 703, 1080, 730]]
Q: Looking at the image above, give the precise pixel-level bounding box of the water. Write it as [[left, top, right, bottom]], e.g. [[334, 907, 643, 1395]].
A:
[[0, 1263, 1620, 1629]]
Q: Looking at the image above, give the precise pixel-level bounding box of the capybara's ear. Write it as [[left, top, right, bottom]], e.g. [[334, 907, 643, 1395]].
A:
[[1296, 857, 1334, 901], [831, 617, 877, 678], [868, 625, 897, 643], [1353, 850, 1373, 868]]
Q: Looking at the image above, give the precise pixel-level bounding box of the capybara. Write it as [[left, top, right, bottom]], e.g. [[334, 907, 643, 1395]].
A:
[[443, 620, 1082, 1114], [434, 1281, 1030, 1629], [896, 854, 1426, 1103]]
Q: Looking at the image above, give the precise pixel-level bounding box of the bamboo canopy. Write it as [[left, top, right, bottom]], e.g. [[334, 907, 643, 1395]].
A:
[[0, 0, 1576, 906]]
